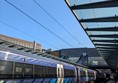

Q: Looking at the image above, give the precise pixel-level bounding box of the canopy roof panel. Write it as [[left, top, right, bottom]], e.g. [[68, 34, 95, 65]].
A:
[[65, 0, 118, 70]]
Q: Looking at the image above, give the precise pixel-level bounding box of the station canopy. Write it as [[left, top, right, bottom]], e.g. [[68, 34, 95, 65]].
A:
[[65, 0, 118, 71]]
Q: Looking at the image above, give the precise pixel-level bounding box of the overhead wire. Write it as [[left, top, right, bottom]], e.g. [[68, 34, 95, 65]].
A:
[[0, 20, 59, 49], [33, 0, 85, 47], [5, 0, 74, 47]]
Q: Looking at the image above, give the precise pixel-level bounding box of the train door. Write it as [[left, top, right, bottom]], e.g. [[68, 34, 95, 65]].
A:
[[57, 64, 64, 83]]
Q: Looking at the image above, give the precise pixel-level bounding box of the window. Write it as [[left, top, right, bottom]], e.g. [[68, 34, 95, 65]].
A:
[[0, 60, 13, 79], [16, 67, 22, 73], [64, 69, 75, 77], [34, 65, 46, 78], [80, 70, 86, 77], [14, 62, 24, 78], [24, 63, 33, 78], [0, 52, 6, 59], [0, 65, 5, 72]]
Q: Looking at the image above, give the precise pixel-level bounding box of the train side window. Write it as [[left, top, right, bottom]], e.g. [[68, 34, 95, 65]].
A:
[[49, 67, 55, 77], [64, 69, 67, 77], [51, 67, 56, 77], [38, 66, 44, 77], [34, 65, 46, 78], [45, 66, 48, 77], [24, 63, 33, 78], [34, 65, 40, 78], [16, 67, 22, 73], [52, 67, 56, 77], [88, 72, 93, 77], [0, 60, 13, 79], [14, 62, 24, 79], [0, 65, 5, 72], [80, 70, 86, 77], [64, 69, 71, 77]]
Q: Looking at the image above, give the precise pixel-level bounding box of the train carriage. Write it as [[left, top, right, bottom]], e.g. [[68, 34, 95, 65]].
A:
[[0, 50, 97, 83], [0, 50, 77, 83]]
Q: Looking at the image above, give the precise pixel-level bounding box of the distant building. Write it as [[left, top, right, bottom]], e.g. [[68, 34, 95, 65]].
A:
[[51, 48, 108, 67], [50, 50, 60, 57], [0, 34, 42, 51]]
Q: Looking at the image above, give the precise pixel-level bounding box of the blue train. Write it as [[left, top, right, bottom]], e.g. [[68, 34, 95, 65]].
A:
[[0, 50, 96, 83]]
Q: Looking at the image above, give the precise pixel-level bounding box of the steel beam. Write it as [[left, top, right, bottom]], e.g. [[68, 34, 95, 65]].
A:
[[90, 34, 118, 38], [85, 27, 118, 31], [93, 40, 118, 43], [97, 47, 118, 49], [101, 52, 118, 56], [80, 16, 118, 22], [95, 44, 118, 46], [100, 52, 117, 54], [100, 50, 118, 52], [101, 52, 117, 54], [99, 50, 118, 52], [101, 53, 117, 55], [99, 49, 118, 51], [71, 1, 118, 10], [96, 46, 118, 48]]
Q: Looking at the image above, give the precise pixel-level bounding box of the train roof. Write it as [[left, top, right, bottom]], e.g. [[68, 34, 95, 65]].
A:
[[0, 48, 75, 70], [0, 39, 87, 68]]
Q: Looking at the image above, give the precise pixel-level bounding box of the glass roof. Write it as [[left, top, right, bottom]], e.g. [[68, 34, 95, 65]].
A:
[[67, 0, 106, 6], [65, 0, 118, 69]]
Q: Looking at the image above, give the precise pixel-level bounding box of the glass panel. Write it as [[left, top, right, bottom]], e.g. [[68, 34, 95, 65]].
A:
[[76, 8, 118, 19], [0, 61, 13, 79], [91, 38, 117, 40], [87, 31, 118, 35], [8, 54, 25, 62], [67, 0, 106, 6], [93, 42, 117, 44], [0, 51, 6, 59]]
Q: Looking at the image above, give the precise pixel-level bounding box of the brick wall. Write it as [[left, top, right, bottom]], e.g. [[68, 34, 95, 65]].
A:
[[0, 34, 42, 51]]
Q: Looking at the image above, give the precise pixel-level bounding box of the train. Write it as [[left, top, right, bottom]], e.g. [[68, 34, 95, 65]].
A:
[[0, 49, 97, 83]]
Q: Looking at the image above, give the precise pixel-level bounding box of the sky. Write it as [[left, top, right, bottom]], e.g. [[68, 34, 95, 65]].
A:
[[0, 0, 94, 50]]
